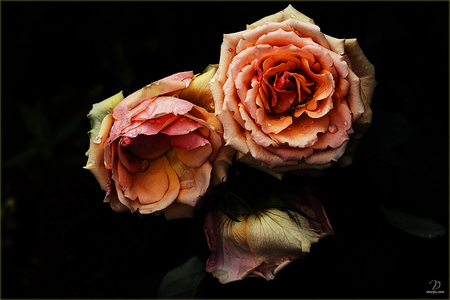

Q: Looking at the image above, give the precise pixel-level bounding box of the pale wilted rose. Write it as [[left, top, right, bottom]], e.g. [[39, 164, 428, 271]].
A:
[[210, 5, 376, 174], [85, 69, 228, 219], [203, 193, 333, 283]]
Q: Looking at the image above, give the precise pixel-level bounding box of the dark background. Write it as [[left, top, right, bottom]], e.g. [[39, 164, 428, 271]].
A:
[[2, 1, 448, 298]]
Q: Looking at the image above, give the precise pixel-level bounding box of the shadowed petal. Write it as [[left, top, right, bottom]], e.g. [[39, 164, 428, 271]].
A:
[[204, 210, 262, 284]]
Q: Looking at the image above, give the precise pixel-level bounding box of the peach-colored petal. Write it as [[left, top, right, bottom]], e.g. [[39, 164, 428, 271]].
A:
[[117, 140, 141, 173], [245, 131, 298, 169], [312, 97, 352, 150], [174, 144, 212, 168], [165, 150, 212, 206], [343, 68, 364, 123], [106, 184, 130, 213], [211, 145, 236, 186], [254, 28, 316, 50], [204, 210, 262, 284], [220, 106, 249, 155], [84, 113, 114, 191], [117, 155, 169, 204], [266, 145, 313, 162], [271, 114, 329, 148], [132, 154, 181, 214], [304, 140, 348, 165]]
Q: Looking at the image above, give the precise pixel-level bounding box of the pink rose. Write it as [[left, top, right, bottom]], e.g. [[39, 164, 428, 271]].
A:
[[85, 70, 226, 219], [204, 193, 333, 283], [210, 5, 376, 173]]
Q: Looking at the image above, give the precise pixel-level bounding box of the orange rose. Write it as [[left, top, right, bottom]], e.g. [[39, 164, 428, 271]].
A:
[[210, 5, 376, 174], [85, 69, 227, 219]]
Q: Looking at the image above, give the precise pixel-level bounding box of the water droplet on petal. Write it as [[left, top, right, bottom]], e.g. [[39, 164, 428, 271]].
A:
[[343, 120, 348, 126], [267, 123, 272, 127], [328, 124, 338, 134]]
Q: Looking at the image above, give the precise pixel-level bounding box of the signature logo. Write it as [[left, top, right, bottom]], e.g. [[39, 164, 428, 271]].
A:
[[427, 280, 444, 294], [430, 280, 441, 290]]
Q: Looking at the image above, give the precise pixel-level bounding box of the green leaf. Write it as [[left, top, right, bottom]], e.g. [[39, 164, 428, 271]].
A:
[[380, 204, 446, 238], [87, 91, 124, 140], [157, 256, 205, 299]]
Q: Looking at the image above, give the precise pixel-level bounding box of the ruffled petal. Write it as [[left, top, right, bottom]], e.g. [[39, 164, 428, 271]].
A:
[[271, 114, 329, 148]]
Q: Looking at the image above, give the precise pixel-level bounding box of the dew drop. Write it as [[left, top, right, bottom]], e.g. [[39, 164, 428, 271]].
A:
[[274, 128, 278, 132], [343, 120, 348, 126], [328, 124, 338, 134], [210, 77, 216, 83], [267, 123, 272, 127]]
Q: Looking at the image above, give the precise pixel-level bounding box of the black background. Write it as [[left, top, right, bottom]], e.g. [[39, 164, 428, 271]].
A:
[[2, 1, 449, 299]]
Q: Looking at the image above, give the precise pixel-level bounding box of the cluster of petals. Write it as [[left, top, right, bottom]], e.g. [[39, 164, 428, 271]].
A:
[[203, 193, 333, 283], [210, 5, 376, 173], [85, 72, 224, 219]]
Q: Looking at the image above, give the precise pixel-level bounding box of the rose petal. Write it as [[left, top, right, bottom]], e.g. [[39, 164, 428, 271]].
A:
[[174, 144, 212, 168], [117, 140, 141, 173], [165, 150, 212, 206], [121, 114, 179, 138], [126, 72, 193, 110], [204, 210, 262, 284], [246, 209, 321, 264], [132, 155, 181, 214], [160, 116, 203, 136], [84, 113, 114, 191], [170, 131, 210, 151], [120, 134, 172, 159], [117, 155, 169, 204], [271, 114, 329, 148], [312, 97, 352, 150], [304, 140, 348, 165]]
